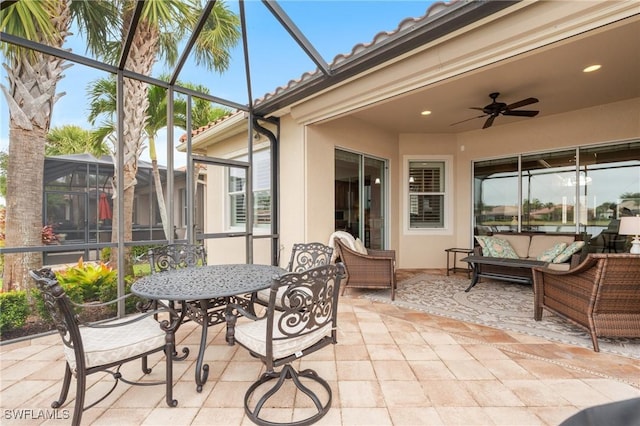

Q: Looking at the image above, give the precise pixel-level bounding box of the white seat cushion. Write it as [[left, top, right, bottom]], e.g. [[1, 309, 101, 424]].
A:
[[234, 312, 332, 360], [64, 314, 166, 372], [256, 287, 285, 308]]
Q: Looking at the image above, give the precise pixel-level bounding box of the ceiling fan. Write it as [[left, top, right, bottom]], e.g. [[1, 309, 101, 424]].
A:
[[451, 92, 539, 129]]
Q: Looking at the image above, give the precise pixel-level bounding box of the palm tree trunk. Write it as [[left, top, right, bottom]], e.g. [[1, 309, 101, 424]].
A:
[[109, 19, 158, 273], [3, 127, 46, 292], [1, 1, 71, 291], [149, 136, 170, 240]]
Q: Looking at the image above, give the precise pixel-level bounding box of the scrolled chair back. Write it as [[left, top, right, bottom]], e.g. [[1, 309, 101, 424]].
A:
[[148, 243, 207, 274], [29, 268, 81, 354], [287, 242, 333, 273], [268, 263, 344, 347]]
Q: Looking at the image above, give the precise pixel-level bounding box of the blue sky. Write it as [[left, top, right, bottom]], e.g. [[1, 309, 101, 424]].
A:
[[0, 1, 435, 166]]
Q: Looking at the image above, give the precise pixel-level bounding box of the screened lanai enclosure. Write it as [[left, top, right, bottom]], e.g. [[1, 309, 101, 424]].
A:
[[0, 0, 299, 305], [3, 0, 466, 303], [42, 154, 204, 264]]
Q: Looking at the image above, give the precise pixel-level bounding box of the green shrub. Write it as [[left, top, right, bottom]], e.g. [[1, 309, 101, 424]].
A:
[[0, 291, 28, 332]]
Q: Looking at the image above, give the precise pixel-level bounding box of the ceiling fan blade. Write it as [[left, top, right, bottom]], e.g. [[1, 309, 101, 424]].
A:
[[483, 115, 496, 129], [502, 110, 539, 117], [469, 107, 485, 111], [450, 114, 486, 126], [506, 97, 538, 110]]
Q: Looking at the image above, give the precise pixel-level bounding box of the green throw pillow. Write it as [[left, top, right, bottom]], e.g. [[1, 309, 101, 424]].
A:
[[537, 242, 568, 262], [475, 236, 519, 259], [552, 241, 586, 264]]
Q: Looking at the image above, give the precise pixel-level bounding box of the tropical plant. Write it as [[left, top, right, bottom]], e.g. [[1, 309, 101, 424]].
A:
[[88, 75, 230, 239], [97, 0, 239, 275], [55, 257, 117, 301], [46, 124, 109, 157], [41, 225, 59, 245], [0, 0, 117, 291]]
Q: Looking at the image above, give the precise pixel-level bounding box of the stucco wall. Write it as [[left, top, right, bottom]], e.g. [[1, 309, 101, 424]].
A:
[[305, 116, 399, 253]]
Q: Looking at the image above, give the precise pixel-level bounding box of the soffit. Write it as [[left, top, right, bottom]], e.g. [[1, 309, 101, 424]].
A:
[[287, 1, 640, 134]]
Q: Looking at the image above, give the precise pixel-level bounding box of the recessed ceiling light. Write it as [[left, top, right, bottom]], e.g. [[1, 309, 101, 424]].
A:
[[420, 110, 432, 116], [583, 64, 601, 73]]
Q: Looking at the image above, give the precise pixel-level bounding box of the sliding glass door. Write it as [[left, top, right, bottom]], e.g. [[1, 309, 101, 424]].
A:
[[335, 149, 387, 249]]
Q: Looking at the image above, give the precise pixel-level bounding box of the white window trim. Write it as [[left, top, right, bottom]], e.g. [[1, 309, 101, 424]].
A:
[[225, 143, 271, 235], [403, 154, 454, 236]]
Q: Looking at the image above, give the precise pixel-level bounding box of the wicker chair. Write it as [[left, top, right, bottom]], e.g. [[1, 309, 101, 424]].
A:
[[29, 268, 177, 426], [334, 237, 397, 300], [230, 263, 345, 426], [252, 242, 334, 310], [532, 253, 640, 351]]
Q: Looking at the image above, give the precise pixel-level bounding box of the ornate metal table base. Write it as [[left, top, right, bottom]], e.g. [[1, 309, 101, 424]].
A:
[[185, 295, 251, 392], [131, 264, 287, 393]]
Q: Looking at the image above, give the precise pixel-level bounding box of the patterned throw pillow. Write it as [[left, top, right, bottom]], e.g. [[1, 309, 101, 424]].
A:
[[552, 241, 586, 264], [475, 236, 519, 258], [537, 242, 568, 262]]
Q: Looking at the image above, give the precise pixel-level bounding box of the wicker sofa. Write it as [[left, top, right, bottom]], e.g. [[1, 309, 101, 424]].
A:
[[472, 232, 589, 283], [532, 253, 640, 351]]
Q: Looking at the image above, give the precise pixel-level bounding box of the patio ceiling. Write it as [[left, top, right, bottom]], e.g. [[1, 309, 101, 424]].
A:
[[334, 14, 640, 134]]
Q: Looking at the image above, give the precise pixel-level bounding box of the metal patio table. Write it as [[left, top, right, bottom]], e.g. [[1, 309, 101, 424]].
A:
[[132, 264, 286, 392]]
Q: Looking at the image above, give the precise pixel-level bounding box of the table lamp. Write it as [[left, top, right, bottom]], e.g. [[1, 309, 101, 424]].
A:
[[619, 215, 640, 254]]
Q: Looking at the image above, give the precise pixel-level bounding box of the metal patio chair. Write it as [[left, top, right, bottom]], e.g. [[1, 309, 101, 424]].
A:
[[252, 242, 334, 312], [229, 263, 345, 426], [29, 268, 177, 426]]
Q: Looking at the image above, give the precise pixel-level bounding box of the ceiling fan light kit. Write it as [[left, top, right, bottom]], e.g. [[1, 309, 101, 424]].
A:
[[452, 92, 540, 129]]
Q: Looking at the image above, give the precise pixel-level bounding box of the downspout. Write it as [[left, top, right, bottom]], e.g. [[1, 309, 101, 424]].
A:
[[253, 116, 280, 267]]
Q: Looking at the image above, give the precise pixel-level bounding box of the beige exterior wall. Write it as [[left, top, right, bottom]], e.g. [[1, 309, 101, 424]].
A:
[[188, 1, 639, 269], [396, 98, 640, 269], [279, 97, 639, 269], [305, 116, 399, 248]]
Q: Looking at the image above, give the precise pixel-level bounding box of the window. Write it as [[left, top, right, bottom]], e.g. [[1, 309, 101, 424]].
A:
[[473, 141, 640, 237], [228, 149, 271, 230], [406, 156, 451, 232]]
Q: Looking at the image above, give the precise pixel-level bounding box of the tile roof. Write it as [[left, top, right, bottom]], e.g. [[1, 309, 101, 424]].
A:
[[181, 0, 459, 141], [255, 1, 458, 105], [179, 110, 240, 142]]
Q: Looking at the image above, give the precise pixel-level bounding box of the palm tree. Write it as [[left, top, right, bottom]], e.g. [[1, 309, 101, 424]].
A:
[[87, 75, 230, 240], [1, 1, 239, 287], [46, 124, 109, 157], [97, 0, 240, 273], [0, 1, 116, 291]]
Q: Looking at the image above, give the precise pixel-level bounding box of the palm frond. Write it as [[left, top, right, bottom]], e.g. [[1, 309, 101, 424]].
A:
[[70, 0, 121, 59], [192, 1, 240, 72], [0, 1, 57, 60]]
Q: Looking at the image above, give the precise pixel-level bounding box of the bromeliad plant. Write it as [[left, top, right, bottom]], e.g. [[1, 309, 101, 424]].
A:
[[56, 257, 116, 302]]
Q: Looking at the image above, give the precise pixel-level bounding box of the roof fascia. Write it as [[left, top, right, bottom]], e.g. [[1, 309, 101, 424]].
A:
[[186, 111, 248, 150], [253, 0, 520, 117]]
